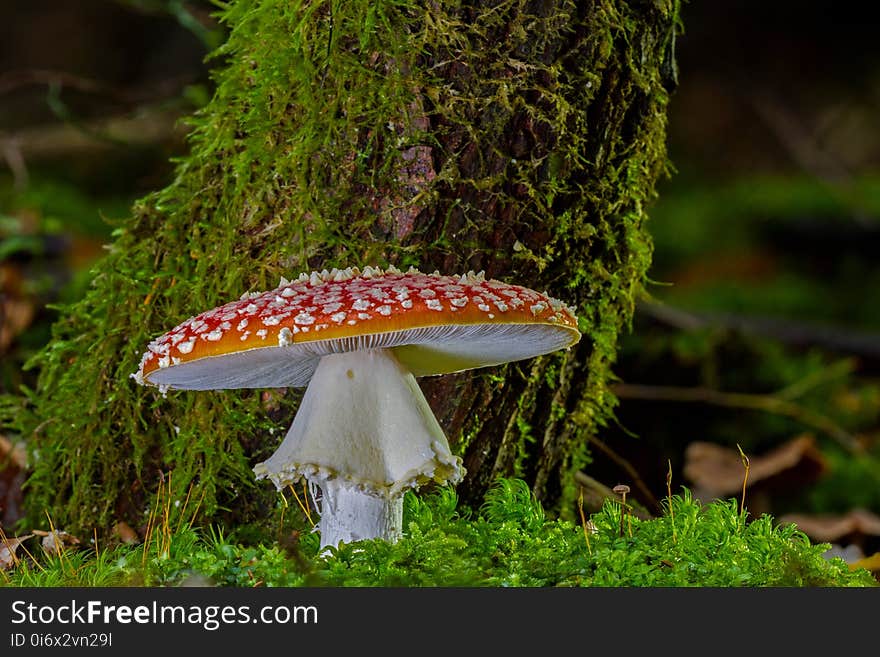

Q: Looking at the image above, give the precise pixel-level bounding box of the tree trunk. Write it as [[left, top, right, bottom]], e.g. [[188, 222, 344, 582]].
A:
[[17, 0, 680, 534]]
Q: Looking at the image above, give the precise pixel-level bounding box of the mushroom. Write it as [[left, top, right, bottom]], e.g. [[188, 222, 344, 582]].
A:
[[133, 265, 581, 548]]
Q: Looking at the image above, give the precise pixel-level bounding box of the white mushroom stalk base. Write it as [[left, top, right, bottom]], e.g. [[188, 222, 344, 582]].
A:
[[318, 480, 405, 547], [254, 348, 463, 549]]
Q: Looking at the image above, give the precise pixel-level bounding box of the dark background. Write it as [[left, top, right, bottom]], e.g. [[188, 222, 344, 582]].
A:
[[2, 1, 879, 565]]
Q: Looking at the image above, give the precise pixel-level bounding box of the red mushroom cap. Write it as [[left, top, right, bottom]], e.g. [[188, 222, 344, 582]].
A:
[[134, 266, 580, 391]]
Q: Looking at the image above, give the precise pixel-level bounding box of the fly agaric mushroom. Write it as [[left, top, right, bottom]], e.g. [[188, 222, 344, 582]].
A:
[[133, 265, 580, 548]]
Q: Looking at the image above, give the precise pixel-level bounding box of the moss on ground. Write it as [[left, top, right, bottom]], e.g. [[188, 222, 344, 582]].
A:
[[1, 479, 874, 587]]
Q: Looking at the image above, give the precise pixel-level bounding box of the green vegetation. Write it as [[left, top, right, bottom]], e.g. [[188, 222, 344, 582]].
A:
[[648, 172, 880, 327], [608, 169, 880, 523], [3, 1, 878, 589], [2, 0, 682, 536], [2, 479, 873, 587]]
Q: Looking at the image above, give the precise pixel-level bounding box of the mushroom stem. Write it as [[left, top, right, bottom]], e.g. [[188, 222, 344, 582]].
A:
[[317, 480, 405, 548], [254, 348, 462, 549]]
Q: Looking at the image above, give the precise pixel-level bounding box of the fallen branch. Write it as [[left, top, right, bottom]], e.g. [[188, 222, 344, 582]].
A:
[[611, 382, 861, 453]]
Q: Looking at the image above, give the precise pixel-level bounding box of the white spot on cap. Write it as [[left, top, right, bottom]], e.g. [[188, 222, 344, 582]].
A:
[[256, 329, 268, 339], [450, 297, 468, 308], [401, 299, 413, 309], [330, 311, 346, 323], [418, 288, 437, 298], [237, 318, 249, 331], [178, 338, 196, 354], [295, 312, 315, 325], [352, 298, 371, 311], [205, 328, 223, 341], [426, 299, 443, 311], [377, 305, 392, 316], [278, 327, 294, 347]]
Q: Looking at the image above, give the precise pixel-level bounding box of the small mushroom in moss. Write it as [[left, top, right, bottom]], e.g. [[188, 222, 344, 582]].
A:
[[133, 265, 580, 548], [613, 484, 631, 537]]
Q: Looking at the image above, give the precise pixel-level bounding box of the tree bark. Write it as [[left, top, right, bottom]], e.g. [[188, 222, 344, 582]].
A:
[[17, 0, 681, 533]]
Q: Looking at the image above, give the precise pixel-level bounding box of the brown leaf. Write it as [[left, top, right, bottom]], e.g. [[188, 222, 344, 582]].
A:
[[32, 529, 80, 555], [0, 264, 37, 353], [850, 552, 880, 574], [112, 521, 140, 544], [779, 508, 880, 543], [0, 435, 26, 469], [0, 533, 33, 570], [0, 434, 27, 527], [683, 434, 827, 498]]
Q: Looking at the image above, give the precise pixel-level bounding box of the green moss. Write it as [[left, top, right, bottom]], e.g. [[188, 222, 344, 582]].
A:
[[2, 479, 873, 587], [10, 0, 682, 534]]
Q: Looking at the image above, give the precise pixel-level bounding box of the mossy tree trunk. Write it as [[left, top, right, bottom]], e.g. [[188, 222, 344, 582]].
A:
[[16, 0, 680, 534]]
